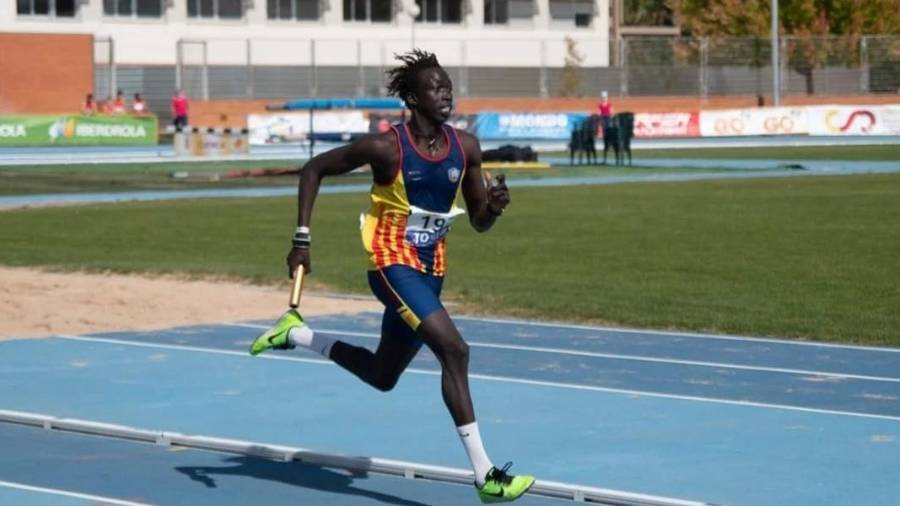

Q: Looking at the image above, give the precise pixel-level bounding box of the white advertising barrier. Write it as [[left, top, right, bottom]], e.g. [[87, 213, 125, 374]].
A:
[[248, 111, 370, 145], [699, 107, 810, 137], [807, 105, 900, 136], [633, 112, 700, 138]]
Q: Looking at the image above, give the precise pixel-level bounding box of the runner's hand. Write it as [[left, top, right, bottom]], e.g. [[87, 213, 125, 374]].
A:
[[287, 247, 311, 277], [486, 173, 510, 214]]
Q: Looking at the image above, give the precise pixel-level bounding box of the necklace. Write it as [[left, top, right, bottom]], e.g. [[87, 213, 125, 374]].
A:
[[413, 131, 440, 154]]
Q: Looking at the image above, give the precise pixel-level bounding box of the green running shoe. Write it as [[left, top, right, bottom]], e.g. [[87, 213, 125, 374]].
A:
[[249, 309, 302, 356], [476, 462, 535, 503]]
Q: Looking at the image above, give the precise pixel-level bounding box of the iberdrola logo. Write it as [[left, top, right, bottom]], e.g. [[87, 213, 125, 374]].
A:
[[48, 117, 77, 142]]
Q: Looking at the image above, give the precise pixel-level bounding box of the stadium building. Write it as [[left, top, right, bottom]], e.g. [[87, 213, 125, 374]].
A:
[[2, 0, 611, 119]]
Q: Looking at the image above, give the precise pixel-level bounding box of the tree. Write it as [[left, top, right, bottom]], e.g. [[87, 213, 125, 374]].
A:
[[559, 37, 585, 97], [623, 0, 674, 26], [668, 0, 900, 94]]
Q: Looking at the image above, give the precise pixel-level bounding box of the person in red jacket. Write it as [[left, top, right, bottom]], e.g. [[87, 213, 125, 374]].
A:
[[171, 89, 189, 130], [597, 90, 613, 133]]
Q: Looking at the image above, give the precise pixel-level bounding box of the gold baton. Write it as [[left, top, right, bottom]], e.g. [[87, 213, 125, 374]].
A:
[[289, 264, 305, 308]]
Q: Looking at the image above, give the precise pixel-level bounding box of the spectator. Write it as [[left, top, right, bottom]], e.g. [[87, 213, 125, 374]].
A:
[[132, 93, 147, 115], [99, 96, 115, 115], [171, 89, 189, 130], [597, 90, 613, 134], [111, 90, 127, 114], [81, 93, 97, 115]]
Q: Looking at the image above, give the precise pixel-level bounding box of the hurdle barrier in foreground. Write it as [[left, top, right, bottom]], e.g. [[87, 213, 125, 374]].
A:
[[0, 409, 721, 506], [169, 126, 250, 156]]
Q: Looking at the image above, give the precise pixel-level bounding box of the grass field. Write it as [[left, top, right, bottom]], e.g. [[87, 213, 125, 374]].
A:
[[3, 144, 893, 196], [2, 172, 897, 346], [0, 160, 304, 196], [0, 160, 767, 196]]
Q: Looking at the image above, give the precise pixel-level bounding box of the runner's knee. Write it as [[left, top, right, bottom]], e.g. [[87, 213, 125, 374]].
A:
[[436, 336, 469, 367], [371, 369, 401, 392]]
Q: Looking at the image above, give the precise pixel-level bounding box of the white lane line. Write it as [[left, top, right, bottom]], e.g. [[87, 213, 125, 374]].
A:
[[452, 315, 900, 353], [0, 479, 154, 506], [56, 335, 330, 366], [223, 323, 900, 383], [54, 334, 900, 422]]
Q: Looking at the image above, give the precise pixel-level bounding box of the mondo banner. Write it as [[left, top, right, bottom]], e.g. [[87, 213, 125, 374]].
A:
[[0, 115, 158, 146], [473, 112, 588, 140], [807, 106, 900, 136], [633, 112, 699, 138], [699, 107, 809, 137]]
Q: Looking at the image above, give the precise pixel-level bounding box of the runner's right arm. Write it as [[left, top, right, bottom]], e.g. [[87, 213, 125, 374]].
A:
[[287, 133, 397, 277]]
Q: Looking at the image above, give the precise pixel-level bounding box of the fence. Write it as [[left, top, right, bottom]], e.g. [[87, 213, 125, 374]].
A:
[[94, 35, 899, 122], [617, 35, 900, 97]]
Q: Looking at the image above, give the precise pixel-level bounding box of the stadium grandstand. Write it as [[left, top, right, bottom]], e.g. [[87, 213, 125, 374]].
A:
[[0, 1, 896, 134]]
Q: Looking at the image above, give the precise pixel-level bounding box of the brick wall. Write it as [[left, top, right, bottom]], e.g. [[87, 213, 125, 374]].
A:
[[0, 33, 93, 114]]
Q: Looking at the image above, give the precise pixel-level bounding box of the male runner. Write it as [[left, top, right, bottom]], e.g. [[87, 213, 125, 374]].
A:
[[249, 49, 534, 503]]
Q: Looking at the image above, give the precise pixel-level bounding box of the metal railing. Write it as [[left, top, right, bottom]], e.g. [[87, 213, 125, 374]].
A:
[[1, 409, 718, 506]]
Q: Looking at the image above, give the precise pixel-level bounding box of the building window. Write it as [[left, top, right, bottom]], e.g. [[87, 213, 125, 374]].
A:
[[483, 0, 506, 24], [485, 0, 531, 24], [188, 0, 243, 19], [343, 0, 391, 21], [104, 0, 163, 16], [550, 0, 592, 27], [268, 0, 319, 19], [17, 0, 77, 16], [415, 0, 461, 23]]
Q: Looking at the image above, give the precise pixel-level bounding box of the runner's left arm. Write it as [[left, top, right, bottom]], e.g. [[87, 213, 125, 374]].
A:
[[459, 131, 510, 232]]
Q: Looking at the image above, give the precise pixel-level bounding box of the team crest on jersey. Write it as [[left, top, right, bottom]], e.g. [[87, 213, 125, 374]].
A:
[[448, 167, 461, 183]]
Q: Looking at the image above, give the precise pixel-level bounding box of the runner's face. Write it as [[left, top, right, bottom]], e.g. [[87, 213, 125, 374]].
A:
[[411, 68, 453, 122]]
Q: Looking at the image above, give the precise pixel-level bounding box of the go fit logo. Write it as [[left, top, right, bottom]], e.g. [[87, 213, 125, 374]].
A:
[[763, 115, 796, 133], [824, 109, 876, 133], [712, 112, 799, 136]]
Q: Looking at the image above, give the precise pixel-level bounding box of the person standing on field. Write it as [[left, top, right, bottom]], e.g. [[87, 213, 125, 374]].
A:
[[171, 89, 189, 130], [597, 90, 613, 134]]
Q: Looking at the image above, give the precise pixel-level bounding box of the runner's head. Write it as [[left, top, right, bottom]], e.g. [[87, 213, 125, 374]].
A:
[[387, 49, 453, 123]]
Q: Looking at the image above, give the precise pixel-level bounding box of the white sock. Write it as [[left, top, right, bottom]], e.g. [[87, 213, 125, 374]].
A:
[[457, 422, 494, 487], [288, 326, 335, 358]]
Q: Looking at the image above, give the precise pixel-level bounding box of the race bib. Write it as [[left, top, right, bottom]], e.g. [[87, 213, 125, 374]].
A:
[[405, 205, 466, 248]]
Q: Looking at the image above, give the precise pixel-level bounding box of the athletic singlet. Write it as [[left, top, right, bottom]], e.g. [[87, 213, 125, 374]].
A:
[[361, 123, 467, 277]]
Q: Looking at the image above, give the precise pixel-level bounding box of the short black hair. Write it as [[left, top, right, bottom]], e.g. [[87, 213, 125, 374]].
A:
[[386, 49, 442, 103]]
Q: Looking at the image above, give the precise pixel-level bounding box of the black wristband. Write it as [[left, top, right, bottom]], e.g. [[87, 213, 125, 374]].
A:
[[292, 229, 311, 249]]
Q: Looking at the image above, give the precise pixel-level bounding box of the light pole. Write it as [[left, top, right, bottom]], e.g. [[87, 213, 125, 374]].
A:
[[771, 0, 780, 106]]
